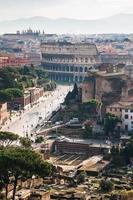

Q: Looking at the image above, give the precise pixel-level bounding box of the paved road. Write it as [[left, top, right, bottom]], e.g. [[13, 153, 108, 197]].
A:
[[2, 85, 72, 137]]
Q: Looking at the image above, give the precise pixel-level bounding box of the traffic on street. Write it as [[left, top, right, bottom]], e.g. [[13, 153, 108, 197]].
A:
[[1, 85, 72, 137]]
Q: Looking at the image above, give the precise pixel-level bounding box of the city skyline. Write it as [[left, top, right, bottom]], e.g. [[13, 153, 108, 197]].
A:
[[1, 0, 133, 21]]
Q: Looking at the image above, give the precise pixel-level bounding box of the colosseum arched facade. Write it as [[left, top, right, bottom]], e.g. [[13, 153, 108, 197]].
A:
[[41, 42, 101, 82]]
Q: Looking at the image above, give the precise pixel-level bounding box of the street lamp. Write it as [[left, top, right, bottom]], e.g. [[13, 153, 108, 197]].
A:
[[44, 103, 46, 119], [51, 100, 53, 112], [23, 125, 25, 137], [99, 102, 103, 123]]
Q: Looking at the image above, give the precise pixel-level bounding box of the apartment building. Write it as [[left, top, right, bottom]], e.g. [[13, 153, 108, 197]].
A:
[[8, 87, 44, 110], [106, 101, 133, 132]]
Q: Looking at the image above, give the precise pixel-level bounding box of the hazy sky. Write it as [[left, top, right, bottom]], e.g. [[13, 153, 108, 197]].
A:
[[1, 0, 133, 21]]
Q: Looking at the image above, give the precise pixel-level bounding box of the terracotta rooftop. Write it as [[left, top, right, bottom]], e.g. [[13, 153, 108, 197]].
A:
[[107, 101, 133, 109], [79, 160, 110, 172]]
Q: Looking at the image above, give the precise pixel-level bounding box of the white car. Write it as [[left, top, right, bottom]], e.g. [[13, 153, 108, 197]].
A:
[[55, 121, 63, 125]]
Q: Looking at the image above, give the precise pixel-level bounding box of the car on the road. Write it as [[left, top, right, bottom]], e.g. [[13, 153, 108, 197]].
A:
[[65, 118, 82, 128], [55, 121, 63, 125], [70, 118, 79, 123], [52, 111, 56, 116]]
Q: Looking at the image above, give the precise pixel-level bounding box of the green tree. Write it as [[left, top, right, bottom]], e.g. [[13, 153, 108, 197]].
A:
[[71, 83, 78, 99], [19, 66, 33, 76], [77, 171, 87, 184], [0, 66, 53, 97], [104, 113, 120, 136], [111, 146, 120, 156], [111, 145, 124, 166], [0, 131, 19, 147], [0, 147, 53, 200], [0, 90, 12, 102], [100, 178, 114, 192], [19, 137, 32, 148], [35, 136, 44, 144], [5, 88, 23, 98], [82, 99, 100, 114], [84, 122, 93, 139], [43, 81, 56, 91], [0, 68, 17, 89], [64, 91, 72, 105], [64, 83, 78, 105], [121, 139, 133, 164], [0, 88, 23, 102]]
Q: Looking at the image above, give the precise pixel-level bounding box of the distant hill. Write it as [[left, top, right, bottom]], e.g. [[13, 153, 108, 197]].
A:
[[1, 13, 133, 34]]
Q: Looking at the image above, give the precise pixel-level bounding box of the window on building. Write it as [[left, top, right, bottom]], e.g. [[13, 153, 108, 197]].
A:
[[85, 58, 88, 63], [59, 66, 61, 71], [70, 66, 74, 72], [66, 66, 69, 72], [115, 108, 117, 112], [90, 57, 93, 62], [79, 76, 83, 82], [81, 58, 83, 62], [131, 121, 133, 124], [76, 58, 78, 62], [125, 109, 128, 112], [85, 67, 87, 72], [120, 108, 122, 112], [80, 67, 83, 72], [75, 67, 78, 72], [125, 114, 128, 119], [125, 125, 128, 131], [110, 108, 112, 111], [130, 109, 133, 113], [75, 76, 78, 82]]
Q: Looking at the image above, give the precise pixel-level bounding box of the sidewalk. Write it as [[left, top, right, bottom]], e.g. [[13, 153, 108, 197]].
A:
[[1, 85, 71, 136], [1, 86, 63, 132], [1, 92, 53, 131]]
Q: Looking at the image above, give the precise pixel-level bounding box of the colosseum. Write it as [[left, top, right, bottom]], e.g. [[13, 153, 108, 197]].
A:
[[41, 42, 101, 82]]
